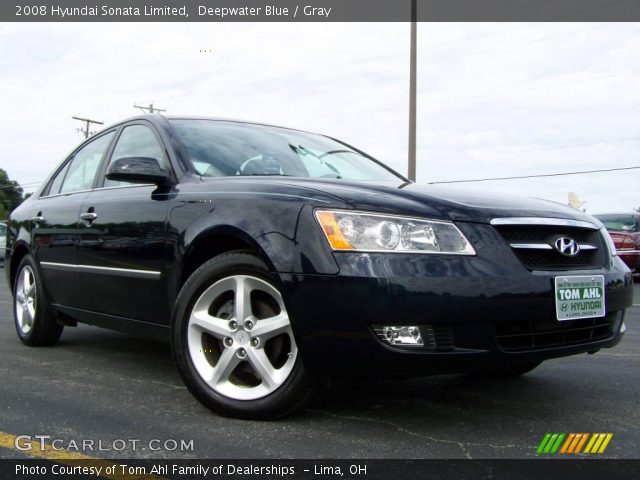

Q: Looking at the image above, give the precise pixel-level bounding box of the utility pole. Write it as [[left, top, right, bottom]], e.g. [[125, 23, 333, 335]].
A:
[[72, 116, 104, 139], [407, 0, 417, 182], [133, 102, 166, 114]]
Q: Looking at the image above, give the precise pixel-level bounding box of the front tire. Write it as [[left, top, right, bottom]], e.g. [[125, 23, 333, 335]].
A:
[[13, 254, 63, 346], [172, 251, 313, 419]]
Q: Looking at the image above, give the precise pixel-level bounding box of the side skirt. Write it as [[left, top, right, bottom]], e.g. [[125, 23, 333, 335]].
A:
[[52, 304, 170, 342]]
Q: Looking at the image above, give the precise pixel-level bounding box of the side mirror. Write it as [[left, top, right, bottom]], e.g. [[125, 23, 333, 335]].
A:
[[106, 157, 170, 186]]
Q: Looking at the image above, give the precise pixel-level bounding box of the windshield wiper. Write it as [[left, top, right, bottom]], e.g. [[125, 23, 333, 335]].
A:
[[318, 149, 362, 159], [238, 173, 292, 176], [290, 144, 345, 178]]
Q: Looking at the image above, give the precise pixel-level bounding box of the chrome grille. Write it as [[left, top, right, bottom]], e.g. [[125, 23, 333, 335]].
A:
[[492, 219, 605, 271]]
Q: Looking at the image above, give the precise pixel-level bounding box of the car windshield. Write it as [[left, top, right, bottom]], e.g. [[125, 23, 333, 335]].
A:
[[596, 215, 639, 232], [169, 119, 403, 182], [0, 224, 5, 236]]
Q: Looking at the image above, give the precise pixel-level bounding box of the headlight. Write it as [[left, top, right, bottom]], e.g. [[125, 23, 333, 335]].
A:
[[314, 210, 476, 255], [600, 228, 618, 257]]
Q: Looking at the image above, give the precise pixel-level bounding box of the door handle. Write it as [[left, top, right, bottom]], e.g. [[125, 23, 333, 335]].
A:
[[80, 212, 98, 221], [31, 216, 44, 223]]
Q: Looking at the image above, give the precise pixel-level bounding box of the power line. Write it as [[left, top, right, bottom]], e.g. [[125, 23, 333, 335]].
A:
[[420, 69, 640, 106], [0, 182, 41, 191], [156, 22, 626, 108], [284, 66, 640, 124], [134, 102, 166, 114], [5, 165, 640, 193], [162, 55, 639, 123], [156, 24, 533, 104], [430, 166, 640, 184], [450, 135, 640, 158], [420, 23, 539, 51], [72, 116, 104, 139], [432, 22, 613, 64]]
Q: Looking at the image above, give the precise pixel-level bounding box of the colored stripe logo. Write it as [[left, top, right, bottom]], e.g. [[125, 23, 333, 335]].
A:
[[537, 433, 613, 454]]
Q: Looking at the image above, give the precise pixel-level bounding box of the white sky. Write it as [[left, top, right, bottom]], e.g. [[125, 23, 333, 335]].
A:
[[1, 22, 639, 213]]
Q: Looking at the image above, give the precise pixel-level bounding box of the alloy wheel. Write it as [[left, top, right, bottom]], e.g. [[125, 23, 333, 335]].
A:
[[15, 265, 37, 335], [187, 275, 297, 400]]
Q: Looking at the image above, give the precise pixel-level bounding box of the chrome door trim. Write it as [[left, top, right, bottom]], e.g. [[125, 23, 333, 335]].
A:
[[40, 262, 161, 279]]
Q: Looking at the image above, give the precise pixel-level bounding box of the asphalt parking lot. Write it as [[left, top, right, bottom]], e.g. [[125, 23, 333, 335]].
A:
[[0, 268, 637, 460]]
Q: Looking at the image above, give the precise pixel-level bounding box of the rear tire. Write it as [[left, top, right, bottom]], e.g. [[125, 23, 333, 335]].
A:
[[480, 361, 542, 378], [171, 251, 314, 419], [13, 254, 63, 346]]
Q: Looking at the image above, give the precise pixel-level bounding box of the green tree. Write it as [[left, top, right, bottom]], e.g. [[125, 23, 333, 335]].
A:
[[0, 169, 25, 220]]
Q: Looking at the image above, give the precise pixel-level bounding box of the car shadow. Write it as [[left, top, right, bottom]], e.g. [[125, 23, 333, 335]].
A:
[[55, 324, 593, 425]]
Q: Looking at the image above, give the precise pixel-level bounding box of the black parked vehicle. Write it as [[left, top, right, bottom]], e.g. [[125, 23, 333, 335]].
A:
[[6, 115, 633, 418]]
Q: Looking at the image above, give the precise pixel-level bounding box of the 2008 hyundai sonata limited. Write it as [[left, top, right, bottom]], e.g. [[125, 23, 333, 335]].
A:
[[6, 115, 633, 418]]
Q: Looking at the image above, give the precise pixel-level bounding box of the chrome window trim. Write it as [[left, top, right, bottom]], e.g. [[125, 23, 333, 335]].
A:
[[38, 188, 94, 200], [93, 183, 154, 192], [490, 217, 599, 230], [40, 262, 161, 280], [39, 182, 155, 200]]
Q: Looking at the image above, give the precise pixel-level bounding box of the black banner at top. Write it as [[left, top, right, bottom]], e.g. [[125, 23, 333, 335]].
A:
[[4, 0, 640, 22]]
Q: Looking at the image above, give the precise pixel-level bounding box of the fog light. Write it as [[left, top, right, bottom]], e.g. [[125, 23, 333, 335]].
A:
[[381, 326, 423, 346]]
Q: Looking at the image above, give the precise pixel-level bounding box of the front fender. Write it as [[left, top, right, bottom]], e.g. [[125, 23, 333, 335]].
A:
[[169, 191, 343, 276]]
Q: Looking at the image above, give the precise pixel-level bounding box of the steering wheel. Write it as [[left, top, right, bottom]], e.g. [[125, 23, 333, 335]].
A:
[[236, 154, 283, 176]]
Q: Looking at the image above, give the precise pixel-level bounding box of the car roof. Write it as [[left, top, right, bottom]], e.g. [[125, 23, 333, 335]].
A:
[[97, 114, 318, 137]]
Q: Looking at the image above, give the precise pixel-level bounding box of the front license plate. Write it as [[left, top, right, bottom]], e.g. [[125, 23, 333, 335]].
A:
[[554, 275, 605, 321]]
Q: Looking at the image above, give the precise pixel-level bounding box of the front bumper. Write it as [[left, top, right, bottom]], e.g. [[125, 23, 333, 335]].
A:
[[280, 245, 633, 377]]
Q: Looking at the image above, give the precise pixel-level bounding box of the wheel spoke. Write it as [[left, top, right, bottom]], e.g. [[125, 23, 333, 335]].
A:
[[233, 276, 253, 323], [23, 305, 33, 327], [251, 313, 291, 340], [16, 307, 24, 328], [23, 270, 33, 294], [210, 347, 240, 386], [246, 348, 278, 389], [190, 310, 231, 339]]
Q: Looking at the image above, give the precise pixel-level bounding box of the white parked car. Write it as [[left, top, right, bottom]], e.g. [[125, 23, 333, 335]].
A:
[[0, 222, 6, 262]]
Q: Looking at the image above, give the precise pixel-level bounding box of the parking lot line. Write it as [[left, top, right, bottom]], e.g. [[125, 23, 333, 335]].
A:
[[0, 431, 165, 480]]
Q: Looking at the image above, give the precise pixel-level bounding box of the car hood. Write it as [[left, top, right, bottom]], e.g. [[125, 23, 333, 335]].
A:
[[278, 178, 602, 225], [196, 177, 602, 226]]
